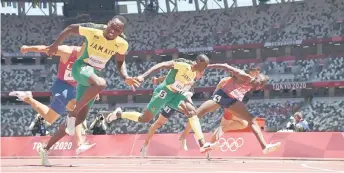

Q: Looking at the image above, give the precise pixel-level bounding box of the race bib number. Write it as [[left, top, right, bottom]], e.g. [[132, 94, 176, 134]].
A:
[[158, 90, 167, 99], [171, 81, 185, 91], [63, 70, 74, 81], [213, 95, 222, 102], [163, 106, 172, 113]]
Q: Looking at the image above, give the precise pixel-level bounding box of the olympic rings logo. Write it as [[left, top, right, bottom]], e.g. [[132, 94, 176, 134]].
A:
[[218, 137, 244, 152]]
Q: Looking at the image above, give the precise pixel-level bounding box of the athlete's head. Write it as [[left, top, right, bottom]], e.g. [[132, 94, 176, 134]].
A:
[[251, 74, 268, 91], [193, 54, 209, 73], [105, 15, 127, 40], [248, 67, 260, 78]]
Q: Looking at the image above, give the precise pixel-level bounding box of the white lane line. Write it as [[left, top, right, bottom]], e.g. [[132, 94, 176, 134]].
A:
[[301, 163, 344, 173]]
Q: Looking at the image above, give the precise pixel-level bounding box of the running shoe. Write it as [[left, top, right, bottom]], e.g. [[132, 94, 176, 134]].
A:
[[37, 145, 51, 166], [76, 142, 96, 155], [179, 137, 188, 151], [262, 142, 281, 154], [140, 144, 147, 158], [200, 142, 218, 153], [106, 107, 122, 123], [9, 91, 32, 101], [65, 116, 76, 136]]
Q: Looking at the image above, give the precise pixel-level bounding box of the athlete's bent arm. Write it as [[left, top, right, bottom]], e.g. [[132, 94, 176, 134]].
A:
[[21, 45, 76, 63], [139, 61, 174, 79], [208, 64, 252, 81], [153, 75, 166, 84], [50, 24, 79, 44]]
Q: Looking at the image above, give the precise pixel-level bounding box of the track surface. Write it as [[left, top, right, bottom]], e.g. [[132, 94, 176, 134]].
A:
[[2, 158, 344, 173]]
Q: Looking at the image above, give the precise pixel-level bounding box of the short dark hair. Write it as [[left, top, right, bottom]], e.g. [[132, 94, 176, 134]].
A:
[[249, 66, 260, 72], [112, 15, 127, 25], [196, 54, 210, 63]]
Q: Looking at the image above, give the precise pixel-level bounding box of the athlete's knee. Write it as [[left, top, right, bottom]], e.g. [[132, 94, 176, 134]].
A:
[[45, 109, 60, 124], [241, 120, 249, 128], [89, 76, 107, 89], [66, 99, 76, 112], [183, 103, 196, 118], [140, 110, 154, 122], [153, 121, 165, 129]]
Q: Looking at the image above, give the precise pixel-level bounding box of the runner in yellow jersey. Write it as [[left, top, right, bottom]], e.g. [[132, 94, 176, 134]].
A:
[[106, 55, 218, 153], [37, 17, 140, 166]]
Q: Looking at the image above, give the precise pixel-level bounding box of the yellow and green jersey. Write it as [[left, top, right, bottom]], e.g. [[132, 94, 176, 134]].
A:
[[78, 26, 128, 70], [163, 58, 196, 92]]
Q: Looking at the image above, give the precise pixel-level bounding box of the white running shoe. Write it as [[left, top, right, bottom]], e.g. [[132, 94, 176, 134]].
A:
[[106, 107, 122, 123], [37, 145, 51, 166], [76, 142, 96, 155], [140, 144, 147, 158], [65, 116, 76, 136], [179, 138, 188, 151], [262, 142, 281, 154], [200, 142, 218, 153], [9, 91, 32, 101]]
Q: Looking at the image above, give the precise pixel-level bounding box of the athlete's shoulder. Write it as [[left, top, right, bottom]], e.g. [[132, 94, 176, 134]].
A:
[[115, 36, 129, 50], [79, 23, 106, 30], [116, 36, 128, 45], [173, 58, 193, 65]]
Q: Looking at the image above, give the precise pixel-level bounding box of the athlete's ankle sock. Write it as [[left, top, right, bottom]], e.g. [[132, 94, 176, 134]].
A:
[[122, 112, 141, 122], [24, 97, 49, 117], [188, 116, 204, 142]]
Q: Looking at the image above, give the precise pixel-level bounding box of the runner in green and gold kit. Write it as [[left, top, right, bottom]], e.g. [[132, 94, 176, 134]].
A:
[[38, 16, 140, 166], [107, 55, 217, 153]]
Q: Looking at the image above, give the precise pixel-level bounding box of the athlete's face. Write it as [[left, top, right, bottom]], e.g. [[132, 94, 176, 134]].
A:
[[105, 19, 124, 40], [194, 60, 209, 74]]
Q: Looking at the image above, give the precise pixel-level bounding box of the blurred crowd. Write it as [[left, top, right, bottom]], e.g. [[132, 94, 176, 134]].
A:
[[2, 99, 343, 137], [1, 0, 344, 52], [1, 56, 344, 91]]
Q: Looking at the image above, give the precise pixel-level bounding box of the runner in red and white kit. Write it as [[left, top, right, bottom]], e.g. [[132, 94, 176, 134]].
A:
[[181, 64, 280, 154], [9, 44, 97, 155]]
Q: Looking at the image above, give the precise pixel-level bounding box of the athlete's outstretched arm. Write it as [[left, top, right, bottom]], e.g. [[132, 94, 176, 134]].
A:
[[208, 64, 252, 81], [47, 24, 80, 55], [139, 61, 174, 80], [21, 45, 76, 63]]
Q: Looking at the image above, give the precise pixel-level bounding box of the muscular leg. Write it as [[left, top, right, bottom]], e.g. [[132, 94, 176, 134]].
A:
[[179, 101, 211, 150], [180, 100, 220, 140], [144, 115, 168, 146], [44, 106, 90, 151], [70, 75, 106, 119], [75, 124, 86, 146], [23, 97, 59, 124], [227, 101, 273, 151], [210, 117, 248, 143]]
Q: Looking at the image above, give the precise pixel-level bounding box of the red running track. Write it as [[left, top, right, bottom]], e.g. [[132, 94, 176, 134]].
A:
[[1, 158, 344, 173]]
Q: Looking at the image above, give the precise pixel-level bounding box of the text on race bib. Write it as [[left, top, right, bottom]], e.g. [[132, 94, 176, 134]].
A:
[[84, 56, 108, 69], [64, 70, 74, 81], [171, 81, 185, 91]]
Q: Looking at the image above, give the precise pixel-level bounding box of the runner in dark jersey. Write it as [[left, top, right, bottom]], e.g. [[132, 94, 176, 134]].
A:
[[180, 64, 280, 155]]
